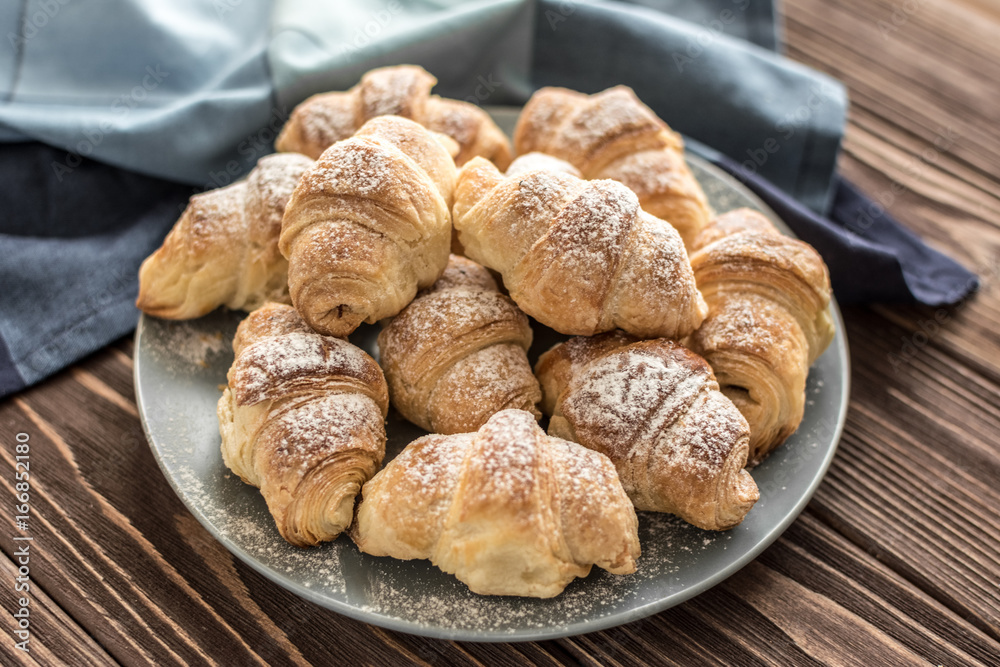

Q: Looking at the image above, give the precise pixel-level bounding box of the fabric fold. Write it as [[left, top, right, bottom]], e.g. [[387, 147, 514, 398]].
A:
[[686, 138, 980, 305]]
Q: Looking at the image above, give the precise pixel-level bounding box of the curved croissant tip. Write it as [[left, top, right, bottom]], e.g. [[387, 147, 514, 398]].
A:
[[274, 126, 296, 154], [736, 468, 761, 504], [134, 296, 192, 320], [713, 469, 760, 531], [605, 553, 638, 576], [301, 303, 364, 338], [458, 155, 498, 175]]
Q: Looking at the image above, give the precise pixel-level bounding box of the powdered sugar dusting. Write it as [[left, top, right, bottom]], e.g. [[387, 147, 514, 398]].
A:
[[352, 510, 721, 631], [388, 289, 519, 348], [358, 66, 432, 119], [529, 179, 637, 303], [247, 153, 314, 223], [563, 347, 702, 463], [311, 139, 407, 198], [378, 254, 537, 432], [555, 87, 669, 171], [231, 332, 370, 406], [553, 338, 751, 522], [597, 148, 691, 199], [177, 184, 244, 252], [514, 86, 708, 250], [660, 391, 747, 475], [434, 343, 538, 417], [424, 99, 477, 149], [473, 410, 541, 500], [260, 393, 384, 480], [693, 296, 796, 357], [174, 463, 349, 595], [282, 65, 507, 167], [400, 433, 471, 492], [506, 169, 571, 243]]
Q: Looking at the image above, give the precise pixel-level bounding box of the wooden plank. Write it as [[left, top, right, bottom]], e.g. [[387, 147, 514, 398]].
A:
[[800, 312, 1000, 642], [783, 0, 1000, 384], [0, 394, 249, 666], [73, 344, 138, 416], [0, 1, 998, 665], [724, 562, 931, 665], [759, 515, 1000, 665], [544, 507, 999, 666], [779, 1, 1000, 640], [0, 551, 117, 666], [70, 367, 138, 419], [12, 349, 997, 664], [843, 109, 1000, 226], [785, 0, 1000, 182]]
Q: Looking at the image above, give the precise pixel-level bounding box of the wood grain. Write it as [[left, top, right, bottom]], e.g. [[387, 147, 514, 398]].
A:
[[2, 0, 1000, 664], [783, 0, 1000, 646], [0, 552, 116, 666]]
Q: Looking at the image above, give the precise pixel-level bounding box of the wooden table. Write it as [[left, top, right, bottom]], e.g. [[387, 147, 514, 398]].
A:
[[3, 0, 999, 664]]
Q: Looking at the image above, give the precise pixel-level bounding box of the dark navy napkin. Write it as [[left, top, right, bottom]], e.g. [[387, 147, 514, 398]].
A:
[[0, 143, 190, 396], [685, 140, 980, 304]]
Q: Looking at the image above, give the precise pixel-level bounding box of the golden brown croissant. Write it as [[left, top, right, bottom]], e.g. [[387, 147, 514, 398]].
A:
[[279, 115, 456, 337], [452, 156, 708, 338], [687, 208, 835, 465], [136, 153, 313, 319], [351, 409, 640, 597], [217, 303, 389, 547], [276, 64, 511, 169], [536, 331, 759, 531], [378, 254, 542, 434], [514, 86, 711, 248]]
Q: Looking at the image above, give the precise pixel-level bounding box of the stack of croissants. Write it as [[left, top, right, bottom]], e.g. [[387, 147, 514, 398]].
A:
[[137, 65, 835, 599]]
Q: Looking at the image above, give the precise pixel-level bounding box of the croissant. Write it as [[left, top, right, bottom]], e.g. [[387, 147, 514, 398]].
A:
[[452, 156, 708, 338], [279, 115, 456, 337], [276, 64, 511, 169], [351, 409, 640, 598], [378, 254, 542, 434], [136, 153, 313, 319], [513, 86, 711, 248], [687, 208, 835, 465], [217, 303, 389, 546], [535, 331, 759, 531]]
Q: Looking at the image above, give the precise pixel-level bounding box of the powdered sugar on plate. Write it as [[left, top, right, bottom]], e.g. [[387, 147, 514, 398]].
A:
[[147, 319, 229, 370]]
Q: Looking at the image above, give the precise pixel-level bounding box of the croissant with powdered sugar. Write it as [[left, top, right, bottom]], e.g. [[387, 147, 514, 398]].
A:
[[378, 254, 542, 434], [137, 153, 313, 319], [279, 115, 456, 337], [535, 331, 759, 531], [451, 156, 707, 339], [351, 409, 640, 598], [514, 85, 710, 248], [217, 303, 388, 547], [687, 208, 835, 465], [276, 64, 511, 169]]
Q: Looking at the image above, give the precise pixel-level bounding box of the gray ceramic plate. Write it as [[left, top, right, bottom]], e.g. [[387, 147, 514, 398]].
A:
[[134, 108, 849, 642]]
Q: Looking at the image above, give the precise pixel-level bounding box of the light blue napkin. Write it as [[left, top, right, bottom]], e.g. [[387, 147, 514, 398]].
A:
[[0, 0, 857, 396], [1, 0, 844, 212]]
